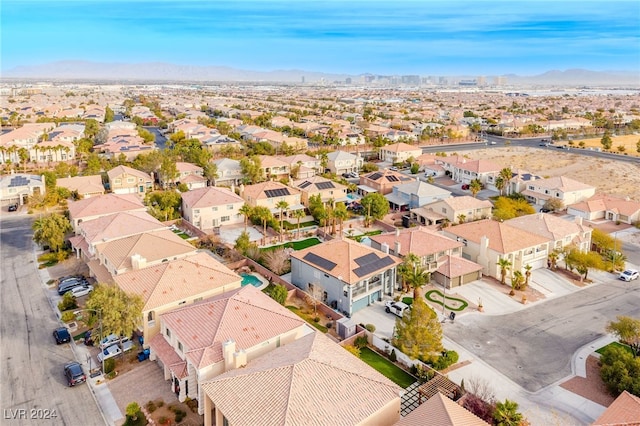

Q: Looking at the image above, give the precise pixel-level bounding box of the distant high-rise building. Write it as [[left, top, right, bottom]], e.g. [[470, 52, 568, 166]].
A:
[[345, 77, 352, 84], [438, 77, 447, 85], [301, 76, 305, 83], [401, 75, 420, 85], [458, 79, 477, 86], [477, 76, 487, 86], [495, 76, 507, 86]]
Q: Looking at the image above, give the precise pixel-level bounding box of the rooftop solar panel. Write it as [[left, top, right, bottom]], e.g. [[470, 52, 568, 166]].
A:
[[298, 181, 312, 189], [303, 252, 337, 271], [315, 181, 335, 190], [386, 175, 399, 182], [353, 256, 395, 278], [265, 188, 291, 198], [354, 252, 379, 266], [368, 172, 383, 181], [8, 176, 29, 187]]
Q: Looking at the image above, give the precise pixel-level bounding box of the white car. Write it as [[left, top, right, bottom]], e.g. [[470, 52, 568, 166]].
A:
[[385, 301, 410, 318], [99, 334, 131, 349], [619, 269, 639, 281], [97, 341, 134, 362], [67, 285, 94, 298]]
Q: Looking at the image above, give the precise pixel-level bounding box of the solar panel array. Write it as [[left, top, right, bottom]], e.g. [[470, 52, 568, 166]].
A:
[[368, 172, 383, 181], [298, 181, 312, 189], [315, 181, 335, 190], [264, 188, 291, 198], [386, 175, 399, 182], [354, 252, 379, 266], [8, 176, 29, 187], [353, 255, 395, 278], [303, 252, 337, 271]]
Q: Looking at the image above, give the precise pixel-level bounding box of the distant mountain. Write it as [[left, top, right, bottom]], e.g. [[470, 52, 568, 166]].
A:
[[2, 61, 639, 86]]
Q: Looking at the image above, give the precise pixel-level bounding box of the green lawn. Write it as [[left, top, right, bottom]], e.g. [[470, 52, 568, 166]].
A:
[[359, 347, 416, 388], [347, 230, 383, 242], [286, 306, 328, 333], [595, 341, 635, 356], [282, 220, 317, 230], [425, 290, 469, 312], [261, 237, 322, 252], [171, 229, 190, 239]]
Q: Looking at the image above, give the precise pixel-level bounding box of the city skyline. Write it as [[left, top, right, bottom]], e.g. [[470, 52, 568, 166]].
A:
[[2, 0, 639, 76]]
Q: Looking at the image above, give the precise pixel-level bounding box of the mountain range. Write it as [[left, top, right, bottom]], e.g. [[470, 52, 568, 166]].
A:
[[2, 61, 639, 87]]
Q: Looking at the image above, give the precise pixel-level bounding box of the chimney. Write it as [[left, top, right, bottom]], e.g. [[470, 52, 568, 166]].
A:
[[575, 216, 583, 226], [395, 228, 400, 237], [131, 254, 147, 270], [230, 182, 235, 194], [394, 241, 401, 255], [234, 349, 247, 368], [479, 236, 489, 259], [381, 242, 389, 254], [222, 339, 236, 371], [530, 176, 536, 181], [239, 184, 245, 197]]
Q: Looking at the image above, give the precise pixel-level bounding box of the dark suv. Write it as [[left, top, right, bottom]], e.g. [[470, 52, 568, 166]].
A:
[[53, 327, 71, 344], [57, 277, 89, 295], [64, 362, 86, 387], [8, 204, 18, 212]]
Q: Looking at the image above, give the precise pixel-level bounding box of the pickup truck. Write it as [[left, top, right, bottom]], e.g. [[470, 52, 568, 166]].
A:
[[385, 301, 410, 318]]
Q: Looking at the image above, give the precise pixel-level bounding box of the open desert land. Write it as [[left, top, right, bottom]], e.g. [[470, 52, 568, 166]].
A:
[[461, 146, 640, 201], [564, 134, 640, 156]]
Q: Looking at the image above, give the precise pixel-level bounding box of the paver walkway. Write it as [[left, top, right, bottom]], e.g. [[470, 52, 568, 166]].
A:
[[108, 361, 178, 414]]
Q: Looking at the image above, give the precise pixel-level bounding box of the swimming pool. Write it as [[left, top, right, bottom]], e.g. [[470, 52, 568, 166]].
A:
[[240, 273, 263, 288]]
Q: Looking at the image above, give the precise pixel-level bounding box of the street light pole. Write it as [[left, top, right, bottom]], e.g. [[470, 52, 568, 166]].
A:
[[82, 308, 104, 374]]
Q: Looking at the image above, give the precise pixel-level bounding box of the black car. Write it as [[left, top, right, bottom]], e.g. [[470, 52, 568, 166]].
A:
[[57, 278, 88, 295], [8, 204, 18, 212], [540, 208, 552, 213], [64, 362, 86, 387], [53, 327, 71, 344]]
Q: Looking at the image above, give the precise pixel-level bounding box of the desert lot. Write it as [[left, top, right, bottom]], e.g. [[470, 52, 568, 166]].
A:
[[460, 146, 640, 201]]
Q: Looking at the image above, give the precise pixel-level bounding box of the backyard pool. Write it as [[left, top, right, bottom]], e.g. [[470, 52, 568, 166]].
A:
[[240, 273, 265, 288]]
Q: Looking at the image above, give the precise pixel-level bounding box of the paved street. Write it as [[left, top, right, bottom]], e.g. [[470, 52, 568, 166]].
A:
[[0, 213, 105, 425], [445, 276, 640, 392]]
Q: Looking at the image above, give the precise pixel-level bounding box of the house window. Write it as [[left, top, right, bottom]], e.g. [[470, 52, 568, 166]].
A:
[[194, 209, 200, 214], [127, 178, 135, 183], [147, 311, 155, 325], [227, 204, 233, 210], [194, 297, 203, 302], [441, 208, 447, 213], [528, 186, 534, 190], [115, 179, 122, 184], [212, 206, 218, 212], [166, 328, 171, 338], [178, 341, 183, 352], [221, 216, 230, 222]]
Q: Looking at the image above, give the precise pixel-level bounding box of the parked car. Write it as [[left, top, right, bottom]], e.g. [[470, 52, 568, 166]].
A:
[[342, 172, 351, 178], [64, 362, 86, 387], [66, 285, 94, 298], [540, 208, 552, 213], [489, 141, 497, 145], [461, 184, 470, 190], [8, 204, 18, 212], [348, 172, 359, 178], [389, 166, 398, 171], [385, 301, 410, 318], [619, 269, 639, 282], [99, 334, 131, 349], [97, 341, 134, 362], [53, 327, 71, 344], [57, 279, 88, 296]]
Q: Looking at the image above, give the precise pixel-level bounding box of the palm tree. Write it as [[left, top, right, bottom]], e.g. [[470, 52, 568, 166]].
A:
[[406, 265, 431, 300], [524, 264, 532, 287], [252, 206, 272, 246], [493, 399, 523, 426], [510, 270, 524, 295], [548, 250, 559, 270], [239, 204, 253, 233], [439, 218, 450, 230], [333, 203, 349, 236], [399, 253, 420, 294], [457, 214, 466, 225], [495, 176, 506, 196], [275, 200, 289, 242], [291, 209, 306, 239], [469, 179, 482, 198], [497, 257, 512, 285], [498, 167, 513, 196]]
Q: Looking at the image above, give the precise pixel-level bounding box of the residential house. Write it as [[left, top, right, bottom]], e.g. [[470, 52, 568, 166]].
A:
[[591, 391, 640, 426], [0, 173, 45, 206], [114, 251, 242, 340], [201, 331, 402, 426], [521, 176, 596, 206], [379, 142, 422, 164], [211, 158, 243, 187], [442, 219, 550, 278], [359, 169, 413, 196], [69, 211, 166, 262], [181, 186, 245, 231], [292, 175, 349, 206], [148, 285, 309, 411], [279, 154, 321, 179], [159, 162, 206, 190], [258, 155, 290, 181], [326, 150, 364, 175], [290, 238, 401, 316], [29, 140, 76, 164], [240, 181, 304, 218], [567, 194, 640, 224], [107, 165, 154, 195], [507, 213, 592, 254], [410, 196, 493, 227], [0, 123, 54, 163], [396, 392, 489, 426], [385, 178, 451, 211], [370, 228, 481, 288], [67, 193, 146, 231], [501, 169, 542, 195], [436, 156, 501, 186], [56, 175, 105, 199]]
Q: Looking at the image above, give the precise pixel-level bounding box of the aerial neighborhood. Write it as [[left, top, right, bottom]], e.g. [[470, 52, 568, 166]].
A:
[[1, 82, 640, 426]]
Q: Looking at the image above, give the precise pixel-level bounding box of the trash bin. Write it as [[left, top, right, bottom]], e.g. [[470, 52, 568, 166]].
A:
[[137, 348, 150, 362]]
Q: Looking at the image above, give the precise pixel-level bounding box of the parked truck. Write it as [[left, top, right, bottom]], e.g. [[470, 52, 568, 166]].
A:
[[385, 301, 410, 318]]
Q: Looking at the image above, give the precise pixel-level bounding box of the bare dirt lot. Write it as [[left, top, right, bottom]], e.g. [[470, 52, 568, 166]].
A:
[[460, 146, 640, 200]]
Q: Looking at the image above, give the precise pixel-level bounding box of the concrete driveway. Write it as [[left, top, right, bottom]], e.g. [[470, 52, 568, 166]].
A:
[[529, 269, 580, 298], [351, 300, 397, 339], [450, 280, 523, 315], [218, 224, 263, 245]]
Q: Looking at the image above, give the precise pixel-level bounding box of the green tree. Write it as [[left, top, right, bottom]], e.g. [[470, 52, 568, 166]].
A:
[[32, 213, 72, 252], [601, 131, 613, 150], [104, 106, 115, 123], [238, 204, 253, 233], [234, 231, 253, 256], [591, 228, 617, 253], [203, 162, 219, 185], [410, 163, 420, 174], [498, 168, 513, 195], [497, 257, 512, 285], [159, 155, 179, 188], [85, 153, 103, 175], [145, 190, 182, 221], [636, 139, 640, 153], [268, 284, 288, 305], [493, 197, 535, 221], [406, 265, 431, 300], [493, 399, 523, 426], [542, 197, 564, 212], [85, 284, 143, 343], [606, 316, 640, 357], [567, 249, 604, 280], [360, 192, 389, 220], [333, 203, 349, 236], [599, 346, 640, 396], [392, 297, 443, 362], [125, 402, 141, 421], [398, 253, 420, 293], [84, 119, 100, 139], [239, 156, 263, 184], [469, 179, 482, 198], [275, 200, 289, 242], [291, 208, 306, 239], [251, 205, 273, 245]]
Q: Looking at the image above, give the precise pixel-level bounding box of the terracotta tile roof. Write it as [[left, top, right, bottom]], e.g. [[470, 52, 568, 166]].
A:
[[437, 255, 483, 278], [370, 227, 463, 257], [87, 259, 114, 284], [531, 176, 595, 192], [507, 213, 591, 241], [175, 162, 203, 173], [431, 196, 493, 211], [201, 332, 401, 426], [258, 155, 289, 168], [78, 211, 165, 245], [444, 219, 549, 254], [570, 193, 640, 216], [160, 286, 306, 369], [242, 181, 301, 202], [592, 391, 640, 426], [96, 229, 196, 271], [106, 165, 153, 181], [396, 393, 489, 426], [68, 193, 146, 221], [382, 142, 422, 153], [291, 238, 402, 285], [179, 174, 206, 184], [56, 175, 105, 196], [181, 186, 244, 208], [148, 333, 188, 379], [114, 252, 242, 311]]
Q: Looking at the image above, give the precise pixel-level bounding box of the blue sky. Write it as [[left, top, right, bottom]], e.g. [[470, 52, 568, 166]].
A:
[[2, 0, 639, 75]]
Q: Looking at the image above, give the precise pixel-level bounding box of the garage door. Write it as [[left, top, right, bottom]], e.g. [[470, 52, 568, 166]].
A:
[[370, 291, 381, 303], [351, 296, 370, 314], [527, 258, 547, 270], [461, 271, 481, 285]]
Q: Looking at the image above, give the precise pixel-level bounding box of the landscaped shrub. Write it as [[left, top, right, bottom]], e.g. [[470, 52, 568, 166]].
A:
[[354, 335, 368, 349], [57, 292, 77, 312], [61, 311, 76, 322], [410, 364, 435, 383], [104, 358, 116, 375], [343, 344, 361, 358], [184, 397, 198, 413], [600, 346, 640, 396], [174, 409, 186, 423], [264, 283, 288, 305], [145, 400, 157, 413], [432, 350, 459, 370], [463, 393, 495, 424], [158, 416, 169, 425], [365, 324, 376, 333], [389, 349, 397, 362]]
